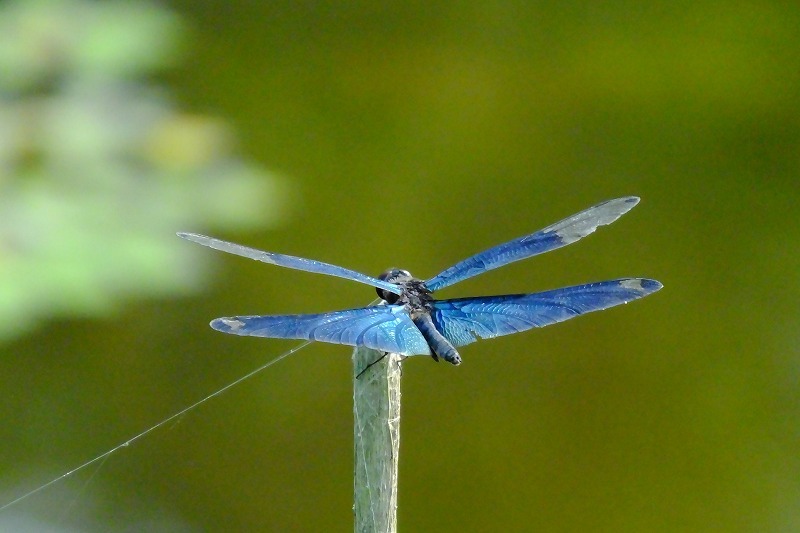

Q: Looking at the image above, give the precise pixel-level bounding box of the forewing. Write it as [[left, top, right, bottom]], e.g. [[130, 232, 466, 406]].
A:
[[210, 305, 431, 356], [178, 233, 402, 295], [425, 197, 640, 292], [431, 278, 662, 347]]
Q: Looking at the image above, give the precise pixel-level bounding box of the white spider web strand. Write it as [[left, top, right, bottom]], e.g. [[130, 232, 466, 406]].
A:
[[0, 340, 311, 512]]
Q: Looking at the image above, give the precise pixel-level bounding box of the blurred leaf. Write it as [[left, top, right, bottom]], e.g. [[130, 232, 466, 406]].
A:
[[0, 0, 288, 341]]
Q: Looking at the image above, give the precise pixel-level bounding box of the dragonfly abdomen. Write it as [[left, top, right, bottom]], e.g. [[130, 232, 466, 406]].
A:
[[411, 312, 462, 365]]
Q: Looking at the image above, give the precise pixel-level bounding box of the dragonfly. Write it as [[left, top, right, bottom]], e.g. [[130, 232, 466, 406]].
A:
[[178, 197, 661, 366]]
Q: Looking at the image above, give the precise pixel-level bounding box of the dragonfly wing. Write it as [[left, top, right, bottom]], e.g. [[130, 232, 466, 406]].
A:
[[431, 278, 662, 347], [178, 233, 402, 295], [210, 304, 431, 356], [425, 197, 640, 292]]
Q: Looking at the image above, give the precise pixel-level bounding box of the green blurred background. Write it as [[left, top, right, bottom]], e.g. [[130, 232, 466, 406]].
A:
[[1, 0, 798, 531]]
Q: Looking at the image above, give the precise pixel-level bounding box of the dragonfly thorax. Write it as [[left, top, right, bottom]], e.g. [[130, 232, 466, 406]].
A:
[[376, 268, 432, 309]]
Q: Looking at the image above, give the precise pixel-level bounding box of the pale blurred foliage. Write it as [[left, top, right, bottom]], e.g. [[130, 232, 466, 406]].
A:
[[0, 0, 287, 340]]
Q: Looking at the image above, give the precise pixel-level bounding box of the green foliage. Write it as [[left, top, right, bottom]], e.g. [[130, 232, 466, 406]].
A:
[[0, 0, 286, 340]]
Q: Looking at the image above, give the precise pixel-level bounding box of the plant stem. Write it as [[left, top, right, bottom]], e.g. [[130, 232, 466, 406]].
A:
[[353, 346, 402, 533]]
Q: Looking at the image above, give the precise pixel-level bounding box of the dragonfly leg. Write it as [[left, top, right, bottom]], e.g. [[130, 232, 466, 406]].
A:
[[356, 351, 389, 379]]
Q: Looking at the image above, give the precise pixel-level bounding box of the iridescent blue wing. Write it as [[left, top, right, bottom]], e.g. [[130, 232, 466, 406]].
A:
[[178, 233, 402, 295], [210, 305, 431, 356], [431, 278, 662, 347], [425, 197, 640, 292]]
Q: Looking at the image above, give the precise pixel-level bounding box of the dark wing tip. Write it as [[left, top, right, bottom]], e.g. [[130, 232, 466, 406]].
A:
[[624, 278, 663, 294], [606, 195, 640, 214], [210, 317, 247, 334], [641, 278, 663, 292], [599, 195, 640, 210]]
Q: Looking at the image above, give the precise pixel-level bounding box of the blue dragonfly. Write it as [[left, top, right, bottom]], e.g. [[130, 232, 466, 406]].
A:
[[179, 197, 661, 366]]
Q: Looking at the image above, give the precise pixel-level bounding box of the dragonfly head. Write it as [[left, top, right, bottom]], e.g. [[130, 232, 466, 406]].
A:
[[376, 268, 412, 304]]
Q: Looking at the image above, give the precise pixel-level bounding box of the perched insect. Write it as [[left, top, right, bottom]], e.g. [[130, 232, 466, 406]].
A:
[[179, 197, 661, 365]]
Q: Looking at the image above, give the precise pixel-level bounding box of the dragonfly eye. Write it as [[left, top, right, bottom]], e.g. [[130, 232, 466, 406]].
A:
[[378, 289, 400, 304], [377, 268, 410, 303]]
